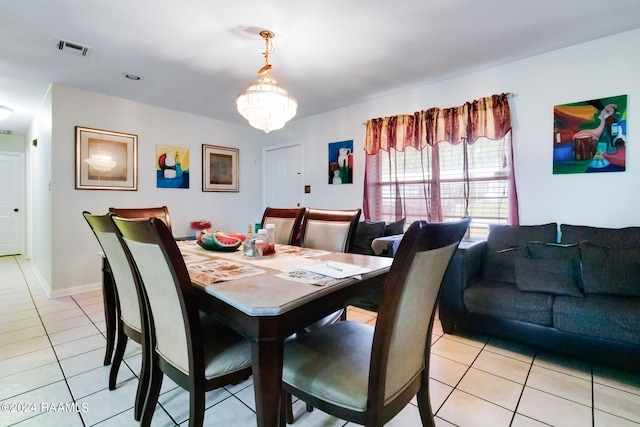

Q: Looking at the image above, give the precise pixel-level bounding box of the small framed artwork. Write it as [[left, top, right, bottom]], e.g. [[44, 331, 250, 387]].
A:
[[202, 144, 239, 192], [156, 144, 190, 189], [75, 126, 138, 190], [328, 140, 353, 184]]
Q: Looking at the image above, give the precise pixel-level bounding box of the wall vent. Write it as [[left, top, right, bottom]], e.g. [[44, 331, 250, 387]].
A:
[[0, 130, 12, 135], [54, 38, 91, 56]]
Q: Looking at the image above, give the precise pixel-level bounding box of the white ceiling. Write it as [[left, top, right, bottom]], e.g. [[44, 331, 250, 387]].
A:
[[2, 0, 640, 135]]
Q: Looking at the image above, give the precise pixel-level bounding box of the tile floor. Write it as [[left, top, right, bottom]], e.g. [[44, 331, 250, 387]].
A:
[[1, 254, 639, 427]]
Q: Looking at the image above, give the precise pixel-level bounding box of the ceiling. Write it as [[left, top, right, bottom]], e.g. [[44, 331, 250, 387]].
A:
[[2, 0, 640, 135]]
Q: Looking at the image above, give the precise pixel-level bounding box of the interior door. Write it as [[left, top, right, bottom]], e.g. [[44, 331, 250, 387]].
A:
[[263, 143, 303, 209], [0, 153, 25, 256]]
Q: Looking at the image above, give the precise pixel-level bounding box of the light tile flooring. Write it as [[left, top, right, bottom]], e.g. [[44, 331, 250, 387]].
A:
[[1, 255, 640, 427]]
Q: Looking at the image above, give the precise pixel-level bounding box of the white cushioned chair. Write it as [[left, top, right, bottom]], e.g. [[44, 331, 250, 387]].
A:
[[111, 216, 252, 427], [83, 212, 149, 421], [281, 218, 471, 427], [261, 207, 306, 245], [299, 208, 361, 253]]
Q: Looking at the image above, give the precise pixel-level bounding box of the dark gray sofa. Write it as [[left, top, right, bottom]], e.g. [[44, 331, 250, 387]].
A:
[[438, 223, 640, 374]]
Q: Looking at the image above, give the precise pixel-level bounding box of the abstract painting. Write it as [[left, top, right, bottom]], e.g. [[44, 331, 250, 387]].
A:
[[157, 145, 190, 188], [328, 140, 353, 184], [553, 94, 627, 174]]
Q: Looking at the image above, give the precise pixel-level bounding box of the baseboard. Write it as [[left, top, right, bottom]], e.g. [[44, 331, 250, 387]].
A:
[[49, 282, 102, 299]]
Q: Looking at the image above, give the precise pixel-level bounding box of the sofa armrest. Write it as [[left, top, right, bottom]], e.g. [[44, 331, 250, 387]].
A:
[[371, 234, 404, 257], [438, 238, 486, 332]]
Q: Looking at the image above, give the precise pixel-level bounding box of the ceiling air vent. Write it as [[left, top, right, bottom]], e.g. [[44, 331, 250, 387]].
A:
[[54, 38, 91, 56]]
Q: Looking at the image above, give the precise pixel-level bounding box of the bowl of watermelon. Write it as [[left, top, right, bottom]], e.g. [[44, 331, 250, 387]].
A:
[[198, 232, 244, 252]]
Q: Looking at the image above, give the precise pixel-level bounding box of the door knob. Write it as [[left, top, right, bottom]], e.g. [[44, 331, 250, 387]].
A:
[[14, 208, 19, 212]]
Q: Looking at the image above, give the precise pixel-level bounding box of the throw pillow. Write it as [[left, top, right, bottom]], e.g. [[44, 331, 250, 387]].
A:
[[384, 218, 406, 236], [580, 243, 640, 296], [482, 245, 528, 284], [514, 257, 583, 297], [527, 242, 583, 289], [351, 221, 386, 255]]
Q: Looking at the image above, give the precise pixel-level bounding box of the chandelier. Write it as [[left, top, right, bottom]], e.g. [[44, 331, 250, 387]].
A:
[[236, 30, 297, 133]]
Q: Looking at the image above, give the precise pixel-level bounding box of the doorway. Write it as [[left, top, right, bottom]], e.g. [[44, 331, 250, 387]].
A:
[[263, 142, 303, 209], [0, 152, 25, 256]]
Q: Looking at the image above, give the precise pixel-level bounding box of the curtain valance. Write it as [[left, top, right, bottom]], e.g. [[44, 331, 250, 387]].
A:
[[364, 93, 512, 155]]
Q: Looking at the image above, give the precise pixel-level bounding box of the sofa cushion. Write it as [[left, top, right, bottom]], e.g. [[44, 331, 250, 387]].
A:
[[483, 223, 558, 284], [487, 223, 558, 250], [351, 221, 386, 255], [464, 281, 554, 326], [554, 294, 640, 345], [483, 246, 528, 283], [514, 257, 583, 297], [580, 243, 640, 296], [383, 218, 406, 236], [560, 224, 640, 248], [527, 242, 583, 290]]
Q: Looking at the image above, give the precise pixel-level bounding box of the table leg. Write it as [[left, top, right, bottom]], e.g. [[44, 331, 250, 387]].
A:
[[102, 258, 117, 366], [251, 339, 283, 427]]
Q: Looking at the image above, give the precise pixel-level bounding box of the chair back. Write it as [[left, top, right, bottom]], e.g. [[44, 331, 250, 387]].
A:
[[83, 212, 143, 333], [112, 216, 200, 376], [299, 208, 361, 252], [109, 206, 172, 232], [261, 207, 305, 245], [370, 218, 470, 408]]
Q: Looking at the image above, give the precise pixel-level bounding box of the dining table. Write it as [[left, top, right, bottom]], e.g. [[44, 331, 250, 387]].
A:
[[176, 240, 393, 427]]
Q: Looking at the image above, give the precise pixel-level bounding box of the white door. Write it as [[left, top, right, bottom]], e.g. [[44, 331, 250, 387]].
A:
[[0, 153, 25, 256], [263, 143, 303, 208]]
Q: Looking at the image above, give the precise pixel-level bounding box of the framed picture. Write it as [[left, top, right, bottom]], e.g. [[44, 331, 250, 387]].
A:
[[202, 144, 239, 192], [75, 126, 138, 190]]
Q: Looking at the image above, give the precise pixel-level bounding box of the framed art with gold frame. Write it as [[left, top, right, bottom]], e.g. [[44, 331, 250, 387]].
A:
[[75, 126, 138, 190], [202, 144, 239, 192]]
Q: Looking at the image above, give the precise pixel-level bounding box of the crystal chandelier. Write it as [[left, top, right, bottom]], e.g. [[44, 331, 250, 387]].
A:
[[236, 30, 297, 133]]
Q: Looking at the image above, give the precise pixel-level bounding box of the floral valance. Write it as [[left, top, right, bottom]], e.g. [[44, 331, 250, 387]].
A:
[[364, 93, 512, 155]]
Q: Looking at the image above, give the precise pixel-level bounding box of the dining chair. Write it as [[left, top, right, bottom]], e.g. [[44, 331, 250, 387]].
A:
[[111, 216, 253, 427], [101, 206, 172, 365], [82, 212, 149, 421], [281, 217, 471, 427], [261, 207, 306, 245], [108, 205, 172, 231], [285, 207, 362, 420], [298, 207, 361, 253]]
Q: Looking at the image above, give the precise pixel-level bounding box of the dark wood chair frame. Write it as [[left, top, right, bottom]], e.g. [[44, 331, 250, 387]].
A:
[[260, 207, 306, 246], [281, 218, 471, 427], [111, 216, 252, 427], [101, 206, 171, 367], [298, 207, 362, 253], [83, 212, 150, 421]]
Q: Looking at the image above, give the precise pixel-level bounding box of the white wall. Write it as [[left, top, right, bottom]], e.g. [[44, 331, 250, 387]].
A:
[[277, 28, 640, 229], [27, 86, 53, 290], [47, 85, 269, 296], [0, 134, 25, 152]]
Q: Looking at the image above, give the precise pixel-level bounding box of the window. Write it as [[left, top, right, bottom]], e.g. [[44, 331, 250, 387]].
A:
[[367, 136, 510, 238]]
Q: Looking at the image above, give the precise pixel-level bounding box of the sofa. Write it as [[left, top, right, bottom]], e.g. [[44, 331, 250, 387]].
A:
[[438, 223, 640, 373]]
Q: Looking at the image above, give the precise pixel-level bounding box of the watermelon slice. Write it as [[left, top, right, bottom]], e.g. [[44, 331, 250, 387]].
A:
[[198, 233, 242, 252]]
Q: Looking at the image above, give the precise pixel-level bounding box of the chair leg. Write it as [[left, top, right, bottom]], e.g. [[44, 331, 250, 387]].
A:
[[285, 392, 294, 424], [140, 362, 163, 427], [108, 326, 127, 390], [133, 344, 150, 421], [416, 384, 436, 427], [189, 388, 205, 427]]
